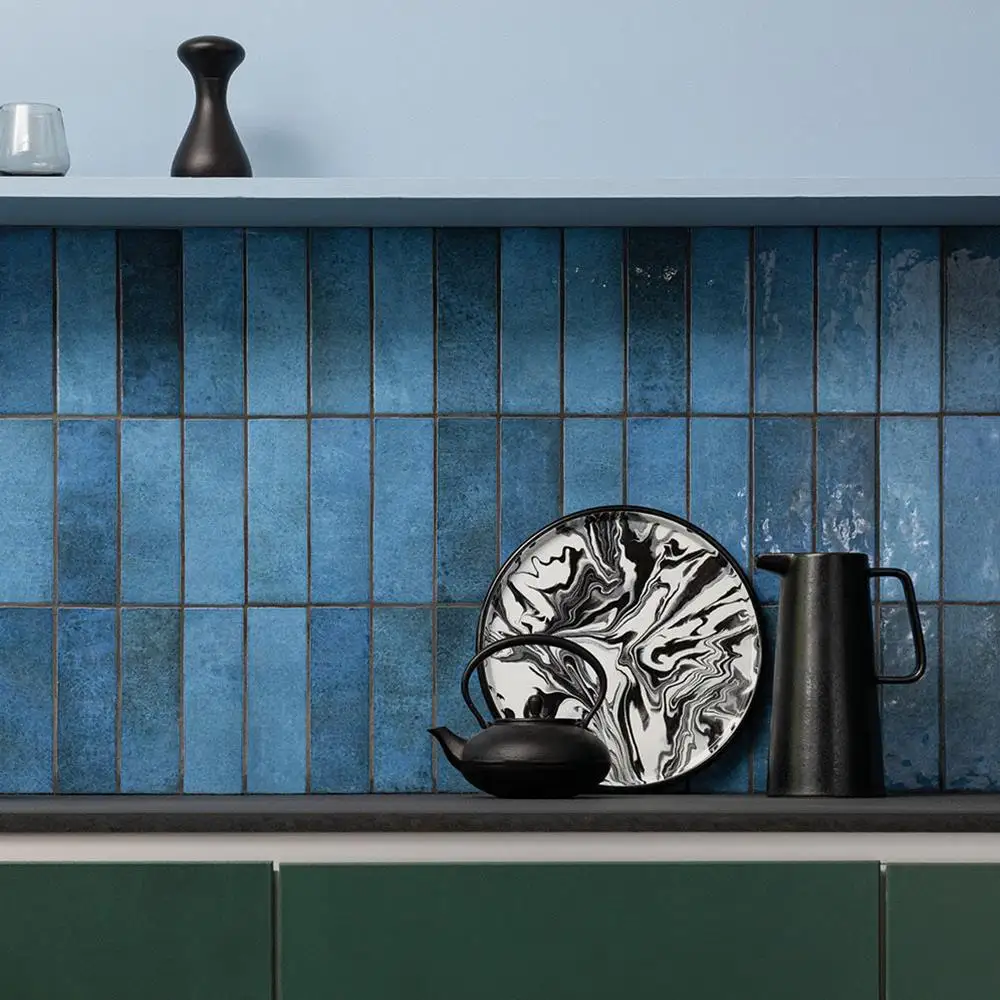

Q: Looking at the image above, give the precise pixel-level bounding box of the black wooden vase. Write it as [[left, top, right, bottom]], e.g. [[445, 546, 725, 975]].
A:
[[171, 35, 252, 177]]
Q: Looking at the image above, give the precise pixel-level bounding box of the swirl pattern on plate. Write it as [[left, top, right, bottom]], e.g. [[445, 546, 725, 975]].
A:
[[477, 507, 762, 787]]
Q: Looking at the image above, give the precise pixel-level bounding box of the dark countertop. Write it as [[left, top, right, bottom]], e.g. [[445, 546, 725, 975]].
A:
[[1, 793, 999, 834]]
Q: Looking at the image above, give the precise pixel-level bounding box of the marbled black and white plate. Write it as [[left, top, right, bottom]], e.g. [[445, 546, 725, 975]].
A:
[[476, 506, 762, 789]]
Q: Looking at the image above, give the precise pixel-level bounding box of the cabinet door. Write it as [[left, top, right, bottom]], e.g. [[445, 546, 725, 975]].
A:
[[280, 862, 878, 1000], [887, 864, 1000, 998], [0, 863, 271, 1000]]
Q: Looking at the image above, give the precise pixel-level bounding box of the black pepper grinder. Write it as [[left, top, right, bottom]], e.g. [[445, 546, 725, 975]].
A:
[[171, 35, 252, 177]]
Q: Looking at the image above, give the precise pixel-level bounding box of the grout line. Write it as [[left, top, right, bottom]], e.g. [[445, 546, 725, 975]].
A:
[[938, 225, 948, 792], [558, 229, 566, 515], [811, 227, 819, 551], [621, 228, 630, 504], [241, 227, 250, 795], [494, 227, 503, 573], [177, 230, 186, 793], [304, 227, 313, 794], [0, 601, 488, 610], [50, 227, 59, 793], [367, 227, 376, 795], [114, 229, 124, 794], [430, 227, 440, 792], [684, 226, 693, 522]]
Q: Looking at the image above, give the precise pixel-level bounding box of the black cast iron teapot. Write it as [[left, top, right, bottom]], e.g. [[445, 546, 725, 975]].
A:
[[429, 634, 611, 798]]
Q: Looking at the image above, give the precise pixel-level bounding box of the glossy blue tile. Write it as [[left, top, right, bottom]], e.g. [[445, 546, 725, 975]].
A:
[[311, 418, 370, 603], [183, 229, 244, 416], [817, 417, 876, 559], [754, 228, 814, 413], [373, 228, 433, 414], [311, 228, 371, 414], [57, 229, 116, 415], [881, 605, 939, 792], [563, 419, 623, 513], [373, 418, 434, 602], [817, 228, 877, 412], [753, 418, 813, 602], [564, 228, 624, 414], [0, 609, 52, 793], [372, 607, 431, 792], [184, 420, 244, 605], [0, 229, 52, 414], [247, 419, 307, 603], [880, 418, 940, 600], [247, 229, 307, 415], [944, 416, 1000, 600], [944, 605, 1000, 790], [58, 419, 116, 604], [247, 607, 306, 793], [121, 419, 181, 603], [120, 608, 180, 793], [183, 608, 243, 793], [881, 228, 941, 413], [750, 605, 778, 792], [310, 607, 369, 793], [690, 418, 749, 570], [437, 229, 498, 414], [627, 228, 687, 413], [435, 605, 480, 792], [120, 230, 181, 416], [437, 419, 497, 603], [500, 418, 560, 560], [0, 420, 52, 602], [626, 418, 686, 514], [690, 228, 750, 414], [57, 609, 115, 793], [500, 229, 560, 414]]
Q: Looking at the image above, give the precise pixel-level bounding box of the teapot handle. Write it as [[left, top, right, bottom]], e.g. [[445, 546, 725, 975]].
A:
[[870, 567, 927, 684], [461, 635, 608, 730]]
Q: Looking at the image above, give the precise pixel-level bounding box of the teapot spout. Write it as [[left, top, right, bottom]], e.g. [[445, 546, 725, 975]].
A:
[[428, 727, 467, 769], [756, 553, 793, 575]]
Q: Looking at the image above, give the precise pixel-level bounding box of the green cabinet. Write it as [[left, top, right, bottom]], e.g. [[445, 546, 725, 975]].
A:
[[0, 863, 272, 1000], [280, 862, 878, 1000]]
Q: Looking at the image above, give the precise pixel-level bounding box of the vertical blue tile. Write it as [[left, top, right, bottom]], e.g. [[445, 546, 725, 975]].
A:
[[437, 229, 498, 414], [120, 230, 181, 416], [372, 607, 431, 792], [689, 728, 750, 793], [754, 228, 814, 413], [57, 609, 116, 793], [437, 418, 497, 602], [435, 606, 480, 792], [311, 228, 371, 414], [563, 419, 623, 512], [690, 418, 749, 570], [880, 418, 939, 600], [373, 229, 433, 414], [121, 608, 180, 793], [247, 419, 308, 603], [944, 416, 1000, 600], [247, 229, 307, 415], [753, 418, 813, 602], [817, 228, 877, 412], [627, 228, 687, 413], [945, 227, 1000, 411], [817, 417, 876, 559], [750, 605, 778, 792], [881, 228, 941, 413], [58, 419, 116, 604], [0, 609, 52, 793], [564, 228, 624, 414], [627, 418, 686, 513], [57, 229, 116, 415], [183, 608, 243, 793], [690, 228, 750, 414], [311, 418, 370, 603], [183, 229, 244, 416], [310, 607, 369, 793], [247, 607, 306, 793], [881, 605, 939, 792], [373, 418, 434, 602], [121, 419, 181, 603], [944, 605, 1000, 790], [500, 418, 560, 560], [0, 229, 52, 414], [0, 420, 52, 602], [184, 419, 244, 604], [500, 229, 560, 414]]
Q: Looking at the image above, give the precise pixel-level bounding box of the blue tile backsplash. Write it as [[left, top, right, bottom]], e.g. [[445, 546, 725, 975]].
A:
[[1, 225, 999, 794]]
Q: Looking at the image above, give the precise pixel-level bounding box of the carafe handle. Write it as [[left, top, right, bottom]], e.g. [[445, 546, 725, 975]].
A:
[[869, 567, 926, 684]]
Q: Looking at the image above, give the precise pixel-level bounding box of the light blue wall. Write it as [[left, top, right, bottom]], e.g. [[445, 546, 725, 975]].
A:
[[3, 0, 999, 178]]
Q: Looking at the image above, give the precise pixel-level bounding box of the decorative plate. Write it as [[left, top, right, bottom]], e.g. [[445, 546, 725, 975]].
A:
[[476, 506, 763, 789]]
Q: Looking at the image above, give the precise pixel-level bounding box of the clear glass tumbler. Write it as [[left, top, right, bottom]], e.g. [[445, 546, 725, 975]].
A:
[[0, 103, 70, 175]]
